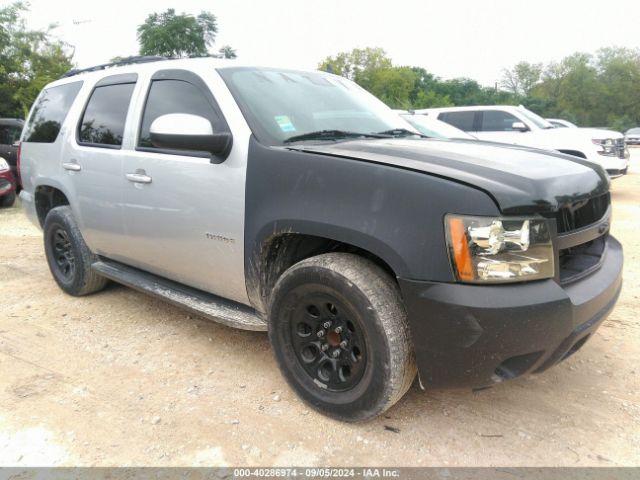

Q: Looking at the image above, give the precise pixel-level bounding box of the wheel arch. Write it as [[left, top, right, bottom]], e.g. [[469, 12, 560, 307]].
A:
[[246, 221, 406, 315], [34, 183, 72, 227]]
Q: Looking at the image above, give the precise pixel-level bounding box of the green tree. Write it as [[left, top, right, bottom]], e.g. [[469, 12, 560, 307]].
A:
[[218, 45, 237, 59], [595, 47, 640, 129], [366, 67, 419, 109], [318, 47, 392, 88], [0, 2, 73, 118], [137, 9, 219, 57], [501, 61, 542, 96], [318, 48, 514, 110]]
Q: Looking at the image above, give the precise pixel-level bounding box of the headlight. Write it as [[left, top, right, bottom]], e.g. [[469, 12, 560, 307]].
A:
[[445, 214, 554, 283], [592, 138, 617, 156], [0, 157, 9, 172]]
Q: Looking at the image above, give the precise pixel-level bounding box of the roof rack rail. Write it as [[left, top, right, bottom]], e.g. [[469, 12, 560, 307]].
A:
[[60, 56, 168, 79]]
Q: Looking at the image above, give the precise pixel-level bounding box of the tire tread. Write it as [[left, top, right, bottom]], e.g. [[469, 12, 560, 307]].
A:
[[270, 253, 416, 420], [44, 206, 108, 296]]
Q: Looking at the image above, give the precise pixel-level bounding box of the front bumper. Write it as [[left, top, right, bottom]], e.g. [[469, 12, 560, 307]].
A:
[[588, 152, 629, 177], [399, 235, 623, 389]]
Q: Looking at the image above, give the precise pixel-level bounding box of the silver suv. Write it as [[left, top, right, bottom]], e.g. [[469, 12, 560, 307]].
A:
[[19, 57, 623, 421]]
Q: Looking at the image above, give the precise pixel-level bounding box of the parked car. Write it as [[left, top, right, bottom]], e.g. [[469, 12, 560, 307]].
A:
[[625, 127, 640, 145], [0, 156, 16, 207], [0, 118, 24, 186], [419, 105, 630, 177], [547, 118, 578, 128], [19, 58, 623, 421], [395, 110, 476, 139]]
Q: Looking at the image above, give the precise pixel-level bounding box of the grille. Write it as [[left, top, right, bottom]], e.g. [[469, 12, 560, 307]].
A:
[[555, 193, 610, 234], [614, 138, 626, 158], [559, 236, 606, 284]]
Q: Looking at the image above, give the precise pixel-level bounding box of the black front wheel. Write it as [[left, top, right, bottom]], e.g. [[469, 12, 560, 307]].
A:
[[269, 253, 416, 422], [43, 206, 108, 296]]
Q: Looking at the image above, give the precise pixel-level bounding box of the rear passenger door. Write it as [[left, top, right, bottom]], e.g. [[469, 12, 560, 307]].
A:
[[69, 74, 137, 257], [118, 69, 249, 304], [438, 111, 478, 135]]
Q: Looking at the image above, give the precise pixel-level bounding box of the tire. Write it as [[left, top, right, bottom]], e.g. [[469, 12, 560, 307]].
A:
[[43, 206, 108, 296], [0, 191, 15, 208], [268, 253, 416, 422]]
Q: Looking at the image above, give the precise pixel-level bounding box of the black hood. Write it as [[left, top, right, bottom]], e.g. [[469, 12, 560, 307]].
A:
[[285, 138, 610, 215]]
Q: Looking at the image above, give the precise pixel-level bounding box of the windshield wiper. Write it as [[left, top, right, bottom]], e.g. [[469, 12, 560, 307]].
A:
[[283, 130, 388, 143], [376, 128, 427, 138]]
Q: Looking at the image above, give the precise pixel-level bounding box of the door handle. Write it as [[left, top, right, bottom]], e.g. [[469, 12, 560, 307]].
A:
[[126, 171, 152, 184], [62, 161, 81, 172]]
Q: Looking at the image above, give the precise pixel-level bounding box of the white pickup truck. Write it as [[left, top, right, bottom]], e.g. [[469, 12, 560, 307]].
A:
[[418, 105, 630, 177]]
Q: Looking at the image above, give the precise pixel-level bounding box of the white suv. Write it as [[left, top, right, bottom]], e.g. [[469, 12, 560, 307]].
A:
[[418, 105, 629, 177]]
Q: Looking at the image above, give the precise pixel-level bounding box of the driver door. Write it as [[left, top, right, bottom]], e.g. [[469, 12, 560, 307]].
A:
[[473, 110, 529, 145], [117, 69, 248, 304]]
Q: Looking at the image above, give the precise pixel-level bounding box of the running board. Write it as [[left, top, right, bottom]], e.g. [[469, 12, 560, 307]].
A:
[[91, 259, 267, 331]]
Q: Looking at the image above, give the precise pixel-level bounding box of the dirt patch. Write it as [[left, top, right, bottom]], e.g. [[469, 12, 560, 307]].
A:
[[0, 153, 639, 466]]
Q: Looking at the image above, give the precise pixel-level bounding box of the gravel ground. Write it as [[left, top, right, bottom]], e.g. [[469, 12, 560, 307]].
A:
[[0, 150, 639, 467]]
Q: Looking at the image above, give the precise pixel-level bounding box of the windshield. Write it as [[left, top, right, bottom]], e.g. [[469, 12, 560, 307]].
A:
[[218, 67, 414, 145], [401, 114, 474, 139], [628, 128, 640, 134], [517, 107, 554, 129]]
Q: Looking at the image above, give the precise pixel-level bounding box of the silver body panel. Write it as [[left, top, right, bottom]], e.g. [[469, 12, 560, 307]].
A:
[[19, 59, 252, 306]]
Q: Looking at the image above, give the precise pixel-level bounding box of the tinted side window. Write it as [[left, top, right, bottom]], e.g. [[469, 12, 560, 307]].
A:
[[0, 125, 22, 145], [23, 82, 83, 143], [439, 111, 476, 131], [138, 79, 221, 149], [79, 83, 135, 147], [479, 110, 520, 132]]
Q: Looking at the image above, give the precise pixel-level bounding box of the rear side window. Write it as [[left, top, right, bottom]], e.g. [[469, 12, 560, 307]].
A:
[[439, 111, 476, 131], [78, 83, 136, 147], [479, 110, 520, 132], [138, 79, 221, 149], [23, 82, 83, 143]]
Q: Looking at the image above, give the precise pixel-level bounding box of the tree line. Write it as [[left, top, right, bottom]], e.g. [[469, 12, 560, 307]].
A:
[[319, 47, 640, 131], [2, 2, 638, 131]]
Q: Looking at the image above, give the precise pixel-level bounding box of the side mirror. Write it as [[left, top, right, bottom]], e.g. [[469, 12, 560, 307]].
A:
[[511, 121, 529, 132], [12, 141, 20, 147], [149, 113, 232, 160]]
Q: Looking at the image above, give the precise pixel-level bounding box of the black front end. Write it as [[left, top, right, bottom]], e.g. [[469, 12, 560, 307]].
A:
[[399, 193, 623, 389]]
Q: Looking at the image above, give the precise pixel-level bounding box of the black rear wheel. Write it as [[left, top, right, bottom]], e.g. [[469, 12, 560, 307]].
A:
[[44, 206, 108, 296], [51, 228, 76, 281], [269, 253, 416, 422]]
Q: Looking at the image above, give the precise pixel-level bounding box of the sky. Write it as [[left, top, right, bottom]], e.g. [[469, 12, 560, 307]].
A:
[[16, 0, 640, 86]]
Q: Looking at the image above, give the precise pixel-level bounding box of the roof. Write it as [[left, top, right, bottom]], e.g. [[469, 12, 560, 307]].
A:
[[46, 57, 321, 90], [415, 105, 524, 114]]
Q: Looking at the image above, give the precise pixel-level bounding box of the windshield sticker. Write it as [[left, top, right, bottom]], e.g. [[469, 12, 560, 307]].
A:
[[275, 115, 296, 132]]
